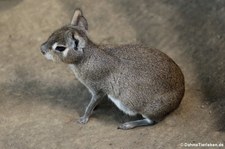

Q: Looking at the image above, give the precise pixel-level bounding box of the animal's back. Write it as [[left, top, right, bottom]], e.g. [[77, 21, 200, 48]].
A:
[[101, 44, 184, 91]]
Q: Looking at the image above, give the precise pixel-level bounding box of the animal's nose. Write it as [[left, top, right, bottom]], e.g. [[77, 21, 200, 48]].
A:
[[41, 49, 45, 54], [40, 43, 47, 55]]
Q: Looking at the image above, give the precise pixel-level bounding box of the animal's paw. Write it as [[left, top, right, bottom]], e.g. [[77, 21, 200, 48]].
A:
[[117, 122, 135, 130], [78, 116, 89, 124]]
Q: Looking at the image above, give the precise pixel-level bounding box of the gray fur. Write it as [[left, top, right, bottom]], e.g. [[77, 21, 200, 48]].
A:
[[40, 9, 185, 129]]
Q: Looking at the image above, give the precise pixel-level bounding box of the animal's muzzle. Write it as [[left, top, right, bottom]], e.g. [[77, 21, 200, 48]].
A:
[[40, 43, 47, 55]]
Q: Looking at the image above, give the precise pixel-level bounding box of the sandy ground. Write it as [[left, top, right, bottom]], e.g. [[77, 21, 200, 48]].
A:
[[0, 0, 224, 149]]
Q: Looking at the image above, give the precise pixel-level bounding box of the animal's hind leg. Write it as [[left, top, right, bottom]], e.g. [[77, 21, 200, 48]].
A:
[[118, 117, 156, 130]]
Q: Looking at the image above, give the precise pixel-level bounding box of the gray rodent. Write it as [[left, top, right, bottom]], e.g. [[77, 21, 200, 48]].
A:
[[40, 9, 185, 130]]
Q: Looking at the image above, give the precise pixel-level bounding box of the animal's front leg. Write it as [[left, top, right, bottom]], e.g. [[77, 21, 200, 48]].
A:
[[78, 92, 105, 124]]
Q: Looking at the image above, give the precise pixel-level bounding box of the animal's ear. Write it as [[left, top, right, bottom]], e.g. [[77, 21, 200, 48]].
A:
[[71, 8, 88, 31]]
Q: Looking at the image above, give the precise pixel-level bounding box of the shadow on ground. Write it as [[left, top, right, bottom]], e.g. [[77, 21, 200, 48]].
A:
[[0, 0, 22, 12], [164, 0, 225, 131], [1, 66, 141, 124]]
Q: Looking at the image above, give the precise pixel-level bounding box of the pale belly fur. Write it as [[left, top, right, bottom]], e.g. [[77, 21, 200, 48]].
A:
[[108, 95, 137, 116]]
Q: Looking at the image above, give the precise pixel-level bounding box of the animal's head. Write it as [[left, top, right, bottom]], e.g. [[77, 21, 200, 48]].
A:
[[40, 9, 89, 64]]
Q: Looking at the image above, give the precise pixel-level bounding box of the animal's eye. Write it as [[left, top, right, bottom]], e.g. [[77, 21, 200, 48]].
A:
[[55, 46, 66, 52]]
